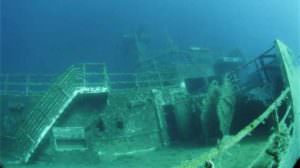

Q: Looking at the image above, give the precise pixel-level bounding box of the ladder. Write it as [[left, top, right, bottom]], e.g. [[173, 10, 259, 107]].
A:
[[9, 65, 108, 163]]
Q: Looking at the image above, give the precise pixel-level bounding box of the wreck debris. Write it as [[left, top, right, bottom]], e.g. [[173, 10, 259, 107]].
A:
[[203, 160, 215, 168], [171, 89, 193, 141], [5, 64, 110, 163], [52, 127, 88, 152], [246, 85, 274, 106], [152, 89, 170, 146], [8, 103, 25, 113], [200, 73, 236, 141], [217, 73, 236, 136], [0, 162, 4, 168], [247, 105, 292, 168], [0, 40, 297, 167], [275, 40, 300, 168], [201, 80, 220, 143], [265, 124, 290, 167], [175, 87, 290, 168]]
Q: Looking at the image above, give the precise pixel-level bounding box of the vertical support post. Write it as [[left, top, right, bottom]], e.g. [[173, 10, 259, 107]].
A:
[[152, 89, 169, 146], [82, 64, 86, 87], [103, 63, 109, 88], [134, 73, 139, 89], [152, 60, 163, 88], [254, 59, 265, 84], [273, 107, 280, 132], [158, 72, 163, 88], [25, 75, 30, 96], [259, 56, 271, 83], [228, 71, 240, 91]]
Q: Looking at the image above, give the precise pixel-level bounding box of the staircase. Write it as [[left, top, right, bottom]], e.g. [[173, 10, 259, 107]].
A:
[[9, 64, 109, 163]]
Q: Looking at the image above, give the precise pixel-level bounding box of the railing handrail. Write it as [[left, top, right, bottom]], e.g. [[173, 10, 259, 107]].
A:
[[175, 87, 291, 168], [0, 63, 183, 96]]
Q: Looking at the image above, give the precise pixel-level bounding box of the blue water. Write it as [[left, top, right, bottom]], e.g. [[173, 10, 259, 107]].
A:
[[1, 0, 300, 73]]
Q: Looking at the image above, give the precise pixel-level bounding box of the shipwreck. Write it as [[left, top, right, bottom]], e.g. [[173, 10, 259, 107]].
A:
[[0, 39, 299, 168]]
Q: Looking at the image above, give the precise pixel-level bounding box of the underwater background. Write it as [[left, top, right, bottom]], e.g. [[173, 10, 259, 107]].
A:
[[1, 1, 300, 168], [1, 0, 299, 74]]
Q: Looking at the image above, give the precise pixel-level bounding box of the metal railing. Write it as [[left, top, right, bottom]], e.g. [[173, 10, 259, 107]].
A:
[[227, 46, 278, 93], [175, 87, 292, 168], [0, 74, 56, 96], [10, 65, 83, 162], [0, 63, 181, 96], [175, 41, 295, 168]]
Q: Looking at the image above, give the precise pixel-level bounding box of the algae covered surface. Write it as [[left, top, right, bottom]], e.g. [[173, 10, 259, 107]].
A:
[[5, 137, 267, 168]]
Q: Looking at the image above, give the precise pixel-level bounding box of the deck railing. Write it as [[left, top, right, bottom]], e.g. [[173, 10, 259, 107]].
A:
[[175, 40, 295, 168], [0, 63, 181, 96]]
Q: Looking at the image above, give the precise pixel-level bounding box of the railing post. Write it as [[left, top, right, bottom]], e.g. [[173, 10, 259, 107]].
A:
[[152, 60, 163, 88], [82, 64, 86, 87], [25, 75, 30, 96], [158, 72, 163, 88], [103, 64, 109, 88], [134, 73, 139, 89], [254, 59, 265, 84]]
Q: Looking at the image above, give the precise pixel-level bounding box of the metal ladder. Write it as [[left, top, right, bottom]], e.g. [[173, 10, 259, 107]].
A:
[[10, 66, 83, 163]]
